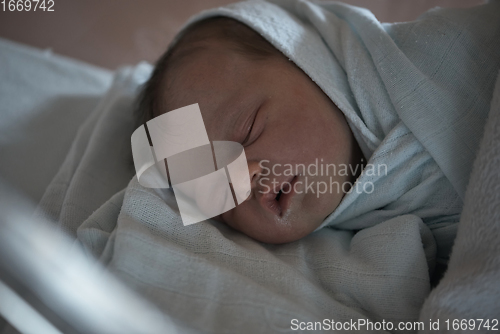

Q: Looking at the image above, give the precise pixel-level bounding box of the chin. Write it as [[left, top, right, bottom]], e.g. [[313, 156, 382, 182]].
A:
[[243, 224, 314, 245]]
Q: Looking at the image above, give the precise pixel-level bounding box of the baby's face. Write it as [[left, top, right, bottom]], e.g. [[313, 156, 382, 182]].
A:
[[161, 38, 361, 243]]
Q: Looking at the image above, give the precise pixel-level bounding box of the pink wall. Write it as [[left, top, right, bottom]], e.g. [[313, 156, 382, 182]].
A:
[[0, 0, 485, 69]]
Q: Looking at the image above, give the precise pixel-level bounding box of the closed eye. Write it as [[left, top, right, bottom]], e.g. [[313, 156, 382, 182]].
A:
[[242, 115, 256, 146]]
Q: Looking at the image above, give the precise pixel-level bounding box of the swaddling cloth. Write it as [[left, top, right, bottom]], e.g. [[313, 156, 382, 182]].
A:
[[180, 0, 500, 260]]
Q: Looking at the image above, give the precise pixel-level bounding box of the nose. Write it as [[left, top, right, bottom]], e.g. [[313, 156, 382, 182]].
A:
[[247, 160, 264, 197]]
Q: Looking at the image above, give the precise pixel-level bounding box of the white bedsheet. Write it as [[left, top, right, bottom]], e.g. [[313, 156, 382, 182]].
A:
[[0, 37, 112, 203]]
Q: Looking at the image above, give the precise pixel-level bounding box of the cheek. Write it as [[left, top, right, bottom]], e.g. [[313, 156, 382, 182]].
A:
[[302, 181, 342, 218], [276, 112, 342, 164], [288, 82, 353, 159], [304, 115, 353, 170]]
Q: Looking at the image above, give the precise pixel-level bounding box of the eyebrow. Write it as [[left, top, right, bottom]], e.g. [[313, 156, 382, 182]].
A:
[[208, 98, 245, 143], [204, 103, 246, 143]]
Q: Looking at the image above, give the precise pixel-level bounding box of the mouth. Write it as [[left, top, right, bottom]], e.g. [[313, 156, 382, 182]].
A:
[[261, 175, 298, 217]]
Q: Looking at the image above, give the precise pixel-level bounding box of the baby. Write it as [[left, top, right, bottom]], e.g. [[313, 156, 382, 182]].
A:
[[136, 17, 365, 244]]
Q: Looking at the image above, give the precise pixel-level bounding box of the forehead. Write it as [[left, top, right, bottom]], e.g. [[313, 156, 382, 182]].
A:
[[160, 41, 262, 141]]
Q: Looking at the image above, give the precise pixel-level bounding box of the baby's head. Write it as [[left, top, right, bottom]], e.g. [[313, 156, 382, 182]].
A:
[[137, 17, 364, 244]]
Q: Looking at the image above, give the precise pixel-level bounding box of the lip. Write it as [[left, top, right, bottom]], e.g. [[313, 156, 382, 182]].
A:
[[259, 175, 298, 217]]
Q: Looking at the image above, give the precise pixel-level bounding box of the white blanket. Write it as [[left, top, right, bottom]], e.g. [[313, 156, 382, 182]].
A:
[[28, 0, 500, 332], [33, 62, 434, 333], [0, 37, 112, 203], [418, 71, 500, 333]]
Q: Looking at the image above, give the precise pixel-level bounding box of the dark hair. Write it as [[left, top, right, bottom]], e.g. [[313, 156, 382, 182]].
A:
[[134, 16, 283, 127]]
